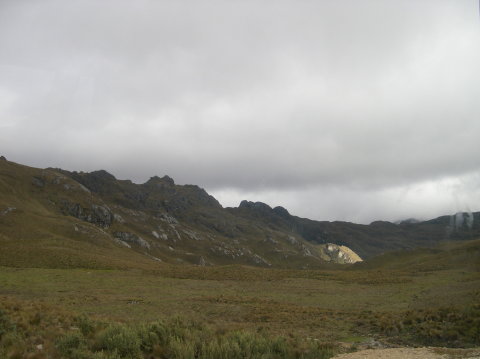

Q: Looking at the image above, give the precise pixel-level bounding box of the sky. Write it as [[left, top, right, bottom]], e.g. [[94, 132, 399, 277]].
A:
[[1, 0, 480, 224]]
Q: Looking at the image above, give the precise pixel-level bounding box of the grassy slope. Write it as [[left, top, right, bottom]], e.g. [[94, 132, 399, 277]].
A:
[[0, 160, 160, 270], [1, 159, 336, 269]]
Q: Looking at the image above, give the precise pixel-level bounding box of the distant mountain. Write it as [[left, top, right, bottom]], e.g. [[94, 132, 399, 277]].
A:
[[0, 156, 478, 269]]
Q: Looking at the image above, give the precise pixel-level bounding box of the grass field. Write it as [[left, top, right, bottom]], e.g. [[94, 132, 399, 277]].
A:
[[1, 240, 479, 358]]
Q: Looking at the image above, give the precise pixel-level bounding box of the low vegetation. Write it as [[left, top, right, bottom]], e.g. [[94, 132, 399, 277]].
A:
[[0, 298, 337, 359], [0, 238, 479, 357]]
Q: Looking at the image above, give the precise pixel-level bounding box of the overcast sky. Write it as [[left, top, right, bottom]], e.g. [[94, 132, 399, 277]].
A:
[[1, 0, 480, 224]]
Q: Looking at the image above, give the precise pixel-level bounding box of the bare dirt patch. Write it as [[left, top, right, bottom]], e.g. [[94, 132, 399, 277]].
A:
[[333, 347, 480, 359]]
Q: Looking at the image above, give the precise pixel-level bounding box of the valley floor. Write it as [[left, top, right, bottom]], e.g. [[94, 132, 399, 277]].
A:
[[0, 261, 479, 358]]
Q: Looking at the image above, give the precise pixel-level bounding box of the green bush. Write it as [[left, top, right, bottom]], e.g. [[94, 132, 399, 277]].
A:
[[0, 309, 15, 339], [302, 340, 337, 359], [136, 323, 160, 352], [75, 313, 96, 337], [168, 336, 196, 359], [199, 331, 290, 359], [148, 320, 171, 346], [95, 324, 142, 359], [56, 332, 87, 357]]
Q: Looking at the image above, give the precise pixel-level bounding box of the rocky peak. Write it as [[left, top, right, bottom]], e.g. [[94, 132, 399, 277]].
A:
[[146, 175, 175, 186], [181, 185, 222, 208], [239, 200, 272, 212], [91, 170, 116, 180], [67, 170, 117, 194], [0, 155, 6, 161], [272, 206, 290, 218], [239, 201, 291, 221]]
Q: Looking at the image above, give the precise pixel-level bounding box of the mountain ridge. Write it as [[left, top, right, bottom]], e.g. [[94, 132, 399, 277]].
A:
[[1, 156, 479, 269]]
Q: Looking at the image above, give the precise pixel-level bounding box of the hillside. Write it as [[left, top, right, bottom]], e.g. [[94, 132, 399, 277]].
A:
[[1, 156, 479, 269], [0, 157, 344, 269]]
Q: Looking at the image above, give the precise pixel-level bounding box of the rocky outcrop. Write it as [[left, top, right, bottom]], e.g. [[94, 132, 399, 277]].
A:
[[32, 176, 45, 188], [113, 232, 151, 249], [1, 207, 16, 216], [0, 156, 6, 161], [60, 201, 114, 228], [321, 243, 362, 264]]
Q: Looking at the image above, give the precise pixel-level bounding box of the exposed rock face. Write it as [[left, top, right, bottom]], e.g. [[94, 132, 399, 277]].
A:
[[157, 213, 178, 224], [321, 243, 362, 264], [1, 207, 16, 216], [272, 206, 290, 218], [68, 170, 117, 195], [0, 156, 6, 161], [113, 232, 151, 249], [61, 201, 114, 228], [239, 200, 272, 213]]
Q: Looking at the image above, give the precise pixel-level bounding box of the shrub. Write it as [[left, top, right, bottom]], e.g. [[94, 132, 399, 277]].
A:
[[0, 309, 15, 339], [168, 336, 196, 359], [56, 332, 87, 357], [95, 324, 142, 359], [302, 341, 337, 359], [199, 331, 291, 359], [136, 323, 159, 352], [75, 314, 96, 337]]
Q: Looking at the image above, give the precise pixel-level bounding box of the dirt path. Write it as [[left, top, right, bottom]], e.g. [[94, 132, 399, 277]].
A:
[[333, 347, 480, 359]]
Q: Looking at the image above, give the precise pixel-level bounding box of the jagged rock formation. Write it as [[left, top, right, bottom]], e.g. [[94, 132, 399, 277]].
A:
[[1, 158, 479, 268]]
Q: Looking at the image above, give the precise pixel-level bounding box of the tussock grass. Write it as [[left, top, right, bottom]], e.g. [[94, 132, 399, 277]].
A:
[[0, 298, 338, 359]]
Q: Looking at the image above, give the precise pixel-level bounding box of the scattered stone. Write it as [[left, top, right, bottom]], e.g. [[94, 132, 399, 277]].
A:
[[286, 236, 298, 245], [1, 207, 16, 216], [114, 239, 131, 248], [152, 230, 160, 239], [198, 256, 206, 266], [158, 213, 178, 224], [32, 176, 45, 188], [144, 253, 162, 262], [113, 232, 150, 249], [301, 244, 313, 257], [182, 229, 202, 241], [113, 213, 125, 223], [264, 236, 279, 245]]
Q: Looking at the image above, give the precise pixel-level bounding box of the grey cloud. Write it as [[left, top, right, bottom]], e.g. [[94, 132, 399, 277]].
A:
[[1, 0, 479, 222]]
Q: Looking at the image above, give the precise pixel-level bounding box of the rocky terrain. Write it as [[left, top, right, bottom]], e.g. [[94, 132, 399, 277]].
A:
[[1, 156, 479, 268]]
